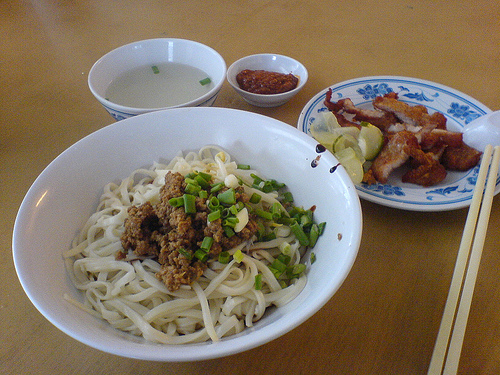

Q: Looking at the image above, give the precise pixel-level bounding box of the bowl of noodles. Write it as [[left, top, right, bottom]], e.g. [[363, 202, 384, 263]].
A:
[[13, 107, 362, 361]]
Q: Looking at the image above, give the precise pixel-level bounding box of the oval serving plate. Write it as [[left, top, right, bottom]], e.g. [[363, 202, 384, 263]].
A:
[[298, 75, 499, 211]]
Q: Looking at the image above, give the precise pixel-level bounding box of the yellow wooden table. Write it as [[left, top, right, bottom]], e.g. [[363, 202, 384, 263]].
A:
[[2, 1, 499, 373]]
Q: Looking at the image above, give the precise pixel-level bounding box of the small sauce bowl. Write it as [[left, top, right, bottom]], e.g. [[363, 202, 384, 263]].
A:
[[227, 54, 308, 107]]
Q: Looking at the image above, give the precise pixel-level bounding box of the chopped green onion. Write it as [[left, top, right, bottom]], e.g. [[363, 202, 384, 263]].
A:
[[221, 207, 231, 218], [208, 196, 220, 211], [277, 216, 296, 226], [210, 182, 225, 193], [251, 174, 263, 185], [200, 236, 214, 251], [309, 223, 320, 248], [223, 217, 238, 228], [277, 253, 291, 265], [233, 249, 244, 263], [261, 180, 274, 193], [279, 241, 292, 256], [199, 77, 211, 86], [287, 263, 306, 278], [177, 247, 192, 260], [198, 190, 208, 199], [254, 274, 263, 290], [194, 249, 208, 262], [224, 226, 235, 238], [237, 164, 251, 170], [255, 209, 273, 221], [261, 232, 277, 242], [168, 197, 184, 207], [185, 182, 201, 195], [256, 222, 266, 238], [310, 252, 317, 264], [152, 65, 160, 74], [290, 222, 309, 246], [283, 191, 294, 203], [229, 204, 240, 215], [249, 193, 261, 204], [288, 206, 303, 218], [207, 210, 221, 222], [272, 180, 286, 190], [183, 194, 197, 214], [318, 222, 326, 235], [270, 258, 287, 274], [217, 188, 236, 205], [218, 251, 230, 264], [271, 202, 282, 219], [300, 211, 313, 228], [198, 171, 212, 182], [194, 174, 210, 189]]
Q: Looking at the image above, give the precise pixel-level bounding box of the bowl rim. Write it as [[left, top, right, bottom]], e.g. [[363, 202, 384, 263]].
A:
[[13, 107, 361, 361], [226, 53, 308, 99], [88, 38, 227, 113]]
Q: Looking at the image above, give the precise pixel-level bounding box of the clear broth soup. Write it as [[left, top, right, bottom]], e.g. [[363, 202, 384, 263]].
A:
[[105, 62, 213, 108]]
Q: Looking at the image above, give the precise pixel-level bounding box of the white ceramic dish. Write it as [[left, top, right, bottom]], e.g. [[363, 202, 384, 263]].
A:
[[88, 38, 226, 121], [13, 107, 361, 362], [226, 54, 307, 107], [298, 76, 499, 211]]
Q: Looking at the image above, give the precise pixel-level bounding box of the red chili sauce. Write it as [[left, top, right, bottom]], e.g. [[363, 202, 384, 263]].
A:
[[236, 69, 299, 95]]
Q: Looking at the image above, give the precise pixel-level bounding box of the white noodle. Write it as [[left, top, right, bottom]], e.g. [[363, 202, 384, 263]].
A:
[[64, 146, 309, 344]]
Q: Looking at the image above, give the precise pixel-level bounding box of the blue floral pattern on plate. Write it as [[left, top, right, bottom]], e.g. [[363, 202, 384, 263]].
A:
[[298, 76, 495, 211]]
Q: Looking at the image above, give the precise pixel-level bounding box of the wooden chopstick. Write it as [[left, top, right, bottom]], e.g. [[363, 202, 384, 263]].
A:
[[428, 145, 500, 375]]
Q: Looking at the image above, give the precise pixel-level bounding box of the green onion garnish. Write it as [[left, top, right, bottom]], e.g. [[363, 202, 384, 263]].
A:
[[254, 274, 263, 290], [237, 164, 251, 170], [185, 183, 201, 195], [224, 226, 235, 238], [233, 249, 244, 263], [217, 188, 236, 205], [283, 191, 294, 203], [318, 222, 326, 235], [183, 194, 197, 214], [255, 209, 273, 221], [200, 236, 214, 251], [270, 258, 287, 274], [260, 232, 277, 242], [277, 253, 291, 265], [199, 77, 211, 86], [271, 202, 282, 219], [279, 241, 292, 256], [177, 247, 192, 260], [309, 223, 320, 248], [218, 251, 230, 264], [290, 222, 309, 246], [207, 210, 221, 222], [210, 182, 225, 193], [193, 175, 209, 189], [152, 65, 160, 74], [249, 193, 261, 204], [168, 197, 184, 207], [197, 171, 212, 182], [194, 249, 208, 262]]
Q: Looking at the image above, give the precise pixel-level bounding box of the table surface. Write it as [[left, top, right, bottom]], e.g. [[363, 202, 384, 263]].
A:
[[2, 1, 500, 374]]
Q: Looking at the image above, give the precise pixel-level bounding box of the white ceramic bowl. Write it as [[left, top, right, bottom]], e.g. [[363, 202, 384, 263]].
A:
[[226, 54, 308, 107], [13, 107, 361, 362], [88, 38, 226, 120]]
